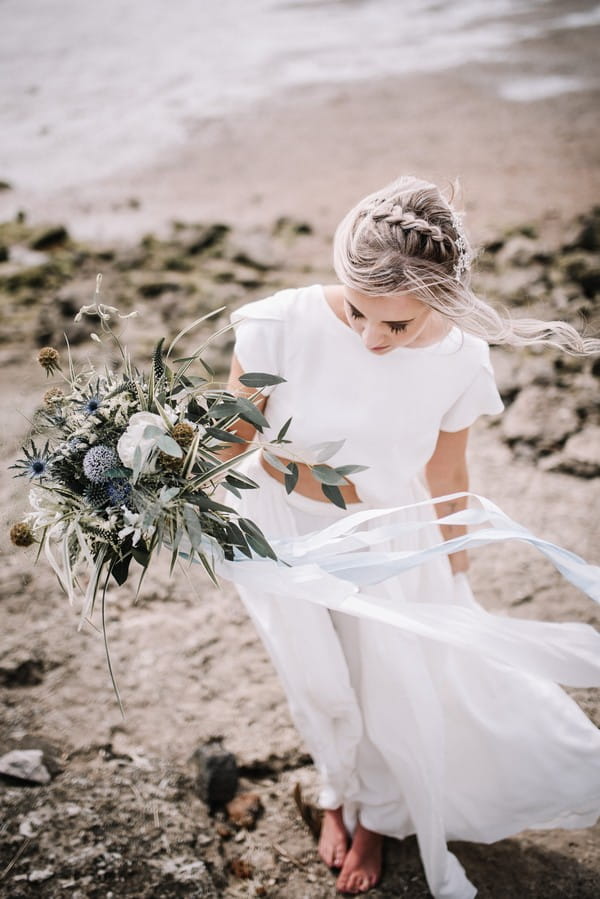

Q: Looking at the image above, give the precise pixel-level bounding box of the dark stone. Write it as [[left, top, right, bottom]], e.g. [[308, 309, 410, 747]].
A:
[[567, 207, 600, 253], [138, 281, 183, 298], [191, 739, 238, 805], [186, 224, 230, 255], [0, 180, 12, 191], [0, 657, 45, 687], [0, 244, 8, 263], [29, 226, 69, 251]]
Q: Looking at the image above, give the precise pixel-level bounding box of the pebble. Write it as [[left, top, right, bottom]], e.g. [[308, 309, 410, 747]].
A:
[[226, 791, 264, 829], [191, 740, 238, 805], [0, 749, 51, 784]]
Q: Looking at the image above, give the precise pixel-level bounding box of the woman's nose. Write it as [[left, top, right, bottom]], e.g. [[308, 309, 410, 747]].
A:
[[362, 321, 386, 348]]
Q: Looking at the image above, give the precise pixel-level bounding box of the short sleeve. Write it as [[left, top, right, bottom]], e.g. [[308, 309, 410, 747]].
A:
[[440, 352, 504, 432], [230, 296, 284, 396]]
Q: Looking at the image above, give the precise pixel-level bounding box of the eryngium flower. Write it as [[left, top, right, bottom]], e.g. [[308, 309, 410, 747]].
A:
[[10, 441, 51, 479], [106, 480, 132, 506], [172, 422, 195, 448], [43, 387, 64, 406], [83, 445, 118, 483], [38, 347, 61, 376], [10, 522, 35, 547], [83, 396, 101, 415], [83, 482, 108, 507]]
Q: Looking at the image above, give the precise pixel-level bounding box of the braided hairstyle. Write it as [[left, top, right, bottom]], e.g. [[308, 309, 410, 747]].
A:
[[333, 176, 599, 354]]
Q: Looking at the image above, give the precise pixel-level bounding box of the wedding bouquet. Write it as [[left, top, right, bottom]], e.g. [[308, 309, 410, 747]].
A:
[[10, 278, 359, 670]]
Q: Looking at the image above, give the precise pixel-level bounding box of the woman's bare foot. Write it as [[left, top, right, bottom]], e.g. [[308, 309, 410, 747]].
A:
[[318, 808, 349, 869], [336, 822, 383, 894]]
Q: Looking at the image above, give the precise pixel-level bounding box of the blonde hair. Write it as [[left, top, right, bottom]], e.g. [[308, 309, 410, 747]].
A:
[[333, 176, 600, 354]]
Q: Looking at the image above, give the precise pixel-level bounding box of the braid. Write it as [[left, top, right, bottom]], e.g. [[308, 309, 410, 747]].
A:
[[333, 175, 600, 355]]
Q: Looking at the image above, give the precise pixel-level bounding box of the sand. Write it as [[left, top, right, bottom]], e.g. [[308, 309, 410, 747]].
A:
[[1, 35, 599, 898]]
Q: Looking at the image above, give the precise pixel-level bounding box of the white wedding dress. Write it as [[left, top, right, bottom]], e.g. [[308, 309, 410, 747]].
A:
[[221, 285, 600, 899]]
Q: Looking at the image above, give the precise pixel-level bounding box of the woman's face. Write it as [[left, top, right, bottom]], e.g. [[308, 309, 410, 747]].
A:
[[342, 287, 435, 354]]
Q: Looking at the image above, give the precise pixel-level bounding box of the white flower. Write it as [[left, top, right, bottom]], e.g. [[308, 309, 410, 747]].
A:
[[117, 412, 166, 470]]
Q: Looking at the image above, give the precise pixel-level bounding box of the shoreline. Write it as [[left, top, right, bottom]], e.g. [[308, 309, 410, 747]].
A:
[[1, 59, 598, 248]]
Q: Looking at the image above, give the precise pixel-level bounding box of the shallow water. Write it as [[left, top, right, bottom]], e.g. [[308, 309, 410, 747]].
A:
[[0, 0, 598, 191]]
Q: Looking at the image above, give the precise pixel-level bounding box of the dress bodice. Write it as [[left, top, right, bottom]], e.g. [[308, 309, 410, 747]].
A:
[[231, 285, 503, 504]]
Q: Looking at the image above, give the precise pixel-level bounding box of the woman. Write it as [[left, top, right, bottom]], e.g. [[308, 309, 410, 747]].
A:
[[219, 176, 600, 898]]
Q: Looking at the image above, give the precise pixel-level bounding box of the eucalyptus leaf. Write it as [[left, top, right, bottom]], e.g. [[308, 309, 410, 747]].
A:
[[235, 396, 270, 431], [310, 464, 349, 486], [205, 426, 247, 445], [183, 504, 204, 552], [142, 425, 164, 439], [276, 417, 292, 442], [313, 439, 346, 462], [238, 372, 286, 388], [263, 451, 291, 475], [334, 464, 369, 476], [156, 434, 183, 457], [284, 462, 299, 494], [321, 484, 347, 509]]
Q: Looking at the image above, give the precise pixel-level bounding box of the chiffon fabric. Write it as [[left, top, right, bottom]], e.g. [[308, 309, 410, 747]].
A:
[[223, 286, 600, 899]]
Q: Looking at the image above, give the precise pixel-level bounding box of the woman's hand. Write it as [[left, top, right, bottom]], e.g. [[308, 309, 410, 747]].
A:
[[425, 427, 471, 575]]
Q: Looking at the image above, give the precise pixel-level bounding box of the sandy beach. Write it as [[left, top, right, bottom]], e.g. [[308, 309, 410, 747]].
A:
[[1, 15, 600, 897]]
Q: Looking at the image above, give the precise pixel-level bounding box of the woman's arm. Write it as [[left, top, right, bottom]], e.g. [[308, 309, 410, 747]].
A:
[[425, 428, 470, 574], [217, 353, 267, 461]]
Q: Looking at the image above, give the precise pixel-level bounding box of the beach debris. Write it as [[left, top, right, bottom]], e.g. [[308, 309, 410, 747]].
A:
[[29, 225, 69, 252], [28, 867, 55, 883], [229, 856, 254, 879], [191, 739, 238, 805], [292, 782, 322, 840], [226, 791, 264, 829], [500, 385, 579, 452], [540, 425, 600, 478], [0, 748, 51, 784]]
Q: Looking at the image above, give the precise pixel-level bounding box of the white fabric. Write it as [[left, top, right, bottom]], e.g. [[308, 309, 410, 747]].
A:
[[224, 286, 600, 899], [231, 285, 504, 504]]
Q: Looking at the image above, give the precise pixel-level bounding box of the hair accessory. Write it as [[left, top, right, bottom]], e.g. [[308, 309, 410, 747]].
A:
[[451, 210, 471, 282]]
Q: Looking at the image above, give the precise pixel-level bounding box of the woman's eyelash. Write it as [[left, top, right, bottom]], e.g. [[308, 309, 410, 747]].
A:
[[348, 306, 408, 334]]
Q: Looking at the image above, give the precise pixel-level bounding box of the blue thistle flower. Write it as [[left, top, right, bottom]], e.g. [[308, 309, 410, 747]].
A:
[[82, 445, 118, 483], [10, 441, 51, 480], [83, 396, 101, 415], [83, 482, 108, 507], [106, 480, 132, 506]]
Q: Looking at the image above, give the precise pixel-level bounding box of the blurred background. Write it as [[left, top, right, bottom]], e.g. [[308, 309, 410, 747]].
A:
[[1, 3, 599, 898], [1, 0, 599, 240]]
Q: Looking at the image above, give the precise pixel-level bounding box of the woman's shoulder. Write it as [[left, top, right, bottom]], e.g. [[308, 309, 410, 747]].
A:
[[231, 285, 322, 324]]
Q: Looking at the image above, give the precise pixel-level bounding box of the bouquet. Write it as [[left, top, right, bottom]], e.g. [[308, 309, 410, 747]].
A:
[[9, 278, 361, 701]]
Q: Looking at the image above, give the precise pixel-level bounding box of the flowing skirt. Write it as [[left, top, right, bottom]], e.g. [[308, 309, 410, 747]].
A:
[[223, 456, 600, 899]]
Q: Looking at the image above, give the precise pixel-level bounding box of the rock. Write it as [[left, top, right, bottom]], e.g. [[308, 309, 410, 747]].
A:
[[554, 251, 600, 298], [185, 223, 230, 255], [565, 207, 600, 252], [495, 236, 541, 268], [496, 265, 545, 305], [500, 386, 580, 450], [0, 244, 8, 263], [230, 857, 254, 879], [138, 280, 183, 298], [228, 232, 277, 271], [191, 740, 238, 805], [0, 179, 12, 191], [0, 749, 51, 784], [273, 216, 313, 237], [29, 226, 69, 251], [157, 856, 217, 894], [28, 867, 54, 883], [551, 426, 600, 478], [0, 653, 46, 686], [226, 791, 264, 829]]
